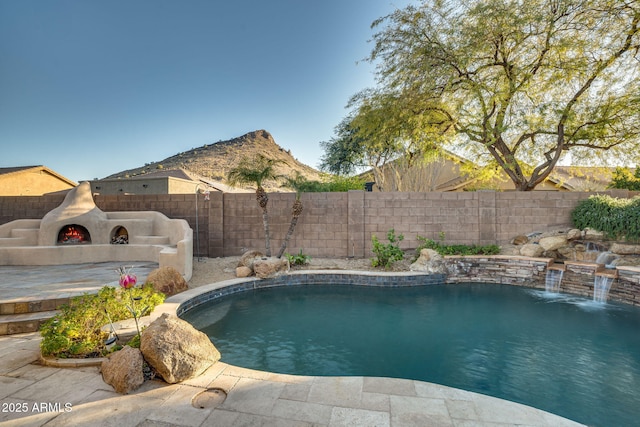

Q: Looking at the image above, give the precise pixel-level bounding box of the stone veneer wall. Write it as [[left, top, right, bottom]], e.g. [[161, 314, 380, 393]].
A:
[[1, 190, 639, 259], [444, 255, 551, 289], [560, 262, 601, 299], [444, 256, 640, 307], [612, 267, 640, 306]]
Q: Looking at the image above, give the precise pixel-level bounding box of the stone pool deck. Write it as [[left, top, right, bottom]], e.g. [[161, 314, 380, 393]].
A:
[[0, 265, 585, 426]]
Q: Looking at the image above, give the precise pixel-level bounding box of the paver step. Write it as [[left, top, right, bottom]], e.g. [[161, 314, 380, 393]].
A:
[[0, 297, 71, 315], [0, 310, 58, 335]]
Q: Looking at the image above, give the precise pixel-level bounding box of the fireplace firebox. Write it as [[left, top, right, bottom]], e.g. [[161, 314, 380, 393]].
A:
[[57, 224, 91, 245]]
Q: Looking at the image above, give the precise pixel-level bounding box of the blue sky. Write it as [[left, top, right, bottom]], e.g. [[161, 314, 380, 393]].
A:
[[0, 0, 413, 182]]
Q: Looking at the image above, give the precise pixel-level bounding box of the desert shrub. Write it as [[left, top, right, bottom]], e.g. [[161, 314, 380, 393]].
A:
[[571, 195, 640, 241], [40, 284, 164, 358], [371, 229, 405, 269], [415, 234, 500, 259]]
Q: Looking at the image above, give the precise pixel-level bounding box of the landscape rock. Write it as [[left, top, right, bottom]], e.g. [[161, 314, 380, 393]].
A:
[[147, 266, 188, 297], [519, 243, 544, 257], [140, 313, 221, 384], [566, 229, 582, 240], [610, 243, 640, 255], [584, 228, 605, 240], [410, 248, 447, 274], [253, 257, 290, 279], [511, 235, 529, 245], [235, 266, 253, 278], [101, 345, 145, 394], [538, 235, 568, 251], [238, 250, 264, 269]]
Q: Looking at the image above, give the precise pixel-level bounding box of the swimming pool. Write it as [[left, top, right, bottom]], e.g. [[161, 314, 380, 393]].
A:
[[180, 282, 640, 426]]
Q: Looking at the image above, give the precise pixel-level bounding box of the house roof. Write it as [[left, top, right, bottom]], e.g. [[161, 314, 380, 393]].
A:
[[97, 168, 248, 193], [0, 165, 78, 187]]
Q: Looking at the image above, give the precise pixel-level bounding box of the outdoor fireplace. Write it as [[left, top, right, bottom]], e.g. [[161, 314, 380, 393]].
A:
[[111, 226, 129, 244], [57, 224, 91, 245]]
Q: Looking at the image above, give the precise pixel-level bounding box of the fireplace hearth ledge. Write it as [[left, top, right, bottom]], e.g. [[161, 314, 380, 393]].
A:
[[0, 182, 193, 280]]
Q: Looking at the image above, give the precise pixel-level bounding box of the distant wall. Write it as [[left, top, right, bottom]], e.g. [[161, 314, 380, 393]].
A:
[[1, 190, 638, 259]]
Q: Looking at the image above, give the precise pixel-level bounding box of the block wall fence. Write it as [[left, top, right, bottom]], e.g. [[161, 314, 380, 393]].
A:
[[1, 190, 638, 259]]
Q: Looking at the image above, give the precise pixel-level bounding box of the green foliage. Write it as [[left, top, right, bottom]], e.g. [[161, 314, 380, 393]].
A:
[[337, 0, 640, 191], [285, 249, 311, 266], [284, 173, 365, 192], [415, 234, 500, 258], [226, 154, 283, 188], [371, 229, 405, 269], [40, 284, 164, 358], [571, 195, 640, 241], [609, 167, 640, 191]]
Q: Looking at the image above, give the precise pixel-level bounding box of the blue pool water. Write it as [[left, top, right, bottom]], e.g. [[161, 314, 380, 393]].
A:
[[181, 283, 640, 426]]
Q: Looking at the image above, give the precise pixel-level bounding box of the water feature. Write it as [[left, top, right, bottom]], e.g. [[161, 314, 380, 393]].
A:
[[593, 274, 615, 303], [595, 251, 620, 268], [182, 282, 640, 427], [544, 268, 564, 293]]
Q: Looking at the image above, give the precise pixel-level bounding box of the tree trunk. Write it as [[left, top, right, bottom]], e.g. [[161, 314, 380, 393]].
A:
[[277, 215, 299, 259], [261, 207, 271, 257]]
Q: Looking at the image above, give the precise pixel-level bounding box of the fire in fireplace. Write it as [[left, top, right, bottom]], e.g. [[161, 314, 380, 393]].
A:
[[57, 224, 91, 245]]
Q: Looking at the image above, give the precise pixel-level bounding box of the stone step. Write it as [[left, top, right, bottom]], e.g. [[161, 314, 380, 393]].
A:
[[0, 310, 58, 335], [0, 297, 70, 315]]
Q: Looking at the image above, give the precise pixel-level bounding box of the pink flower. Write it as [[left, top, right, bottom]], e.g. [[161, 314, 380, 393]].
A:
[[117, 266, 137, 289], [119, 273, 137, 289]]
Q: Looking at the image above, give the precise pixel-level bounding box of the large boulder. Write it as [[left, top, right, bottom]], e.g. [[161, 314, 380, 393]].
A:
[[253, 257, 290, 279], [584, 228, 605, 240], [101, 345, 145, 394], [410, 249, 447, 274], [147, 266, 188, 297], [238, 250, 264, 269], [140, 313, 221, 384], [235, 266, 253, 278], [610, 243, 640, 255], [538, 235, 568, 251], [519, 243, 544, 257]]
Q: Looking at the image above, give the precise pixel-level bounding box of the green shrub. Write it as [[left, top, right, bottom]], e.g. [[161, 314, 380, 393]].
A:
[[415, 234, 500, 258], [571, 195, 640, 241], [286, 249, 311, 266], [608, 166, 640, 190], [40, 284, 164, 358], [288, 175, 365, 192], [371, 229, 405, 269]]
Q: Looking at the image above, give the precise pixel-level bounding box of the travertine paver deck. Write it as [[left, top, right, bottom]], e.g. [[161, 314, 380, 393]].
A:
[[0, 332, 585, 427], [0, 265, 586, 426]]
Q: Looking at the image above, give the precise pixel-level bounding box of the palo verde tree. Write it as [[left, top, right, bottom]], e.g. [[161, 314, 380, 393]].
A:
[[227, 154, 282, 257], [336, 0, 640, 191]]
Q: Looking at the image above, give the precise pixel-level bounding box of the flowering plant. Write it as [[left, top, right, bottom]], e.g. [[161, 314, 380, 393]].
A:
[[116, 266, 149, 342], [118, 266, 137, 289]]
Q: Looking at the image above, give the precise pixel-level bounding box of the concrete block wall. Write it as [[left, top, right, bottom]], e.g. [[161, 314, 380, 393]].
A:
[[1, 190, 639, 259]]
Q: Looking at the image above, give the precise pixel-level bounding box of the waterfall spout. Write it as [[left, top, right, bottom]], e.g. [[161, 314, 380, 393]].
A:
[[545, 268, 564, 293], [593, 275, 614, 303]]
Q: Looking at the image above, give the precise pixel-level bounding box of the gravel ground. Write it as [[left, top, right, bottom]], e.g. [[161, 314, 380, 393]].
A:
[[188, 255, 412, 288]]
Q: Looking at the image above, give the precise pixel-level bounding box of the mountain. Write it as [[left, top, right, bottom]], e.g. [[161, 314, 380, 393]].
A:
[[105, 130, 326, 190]]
